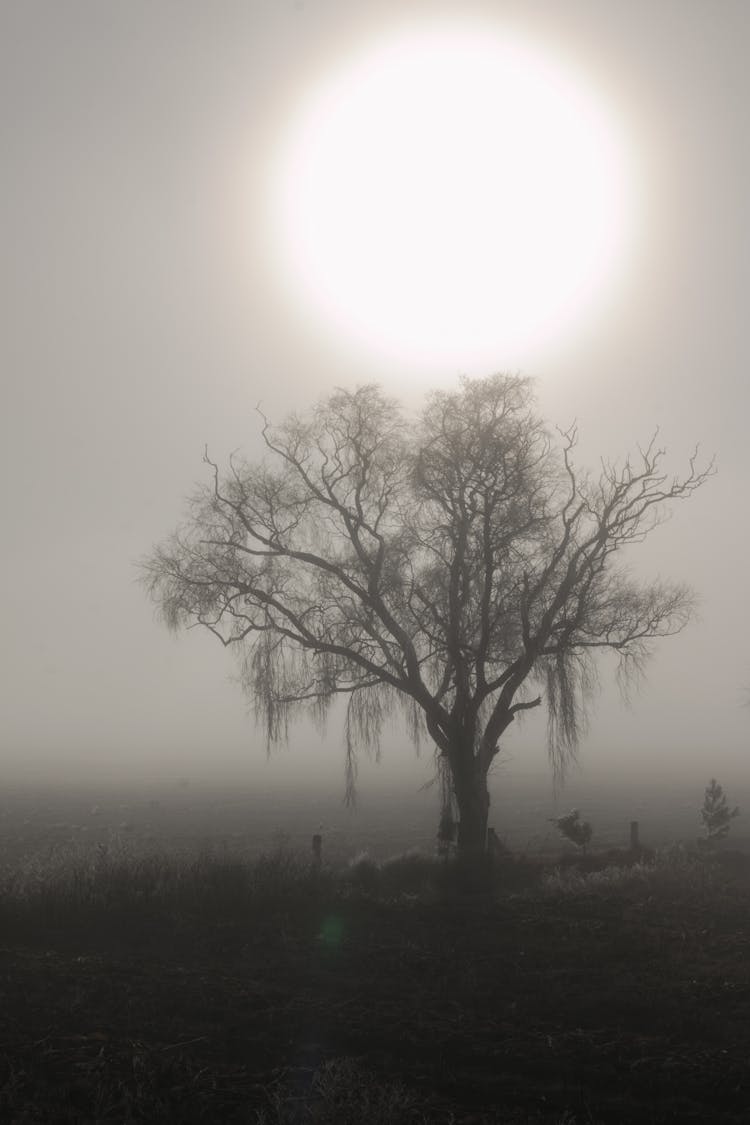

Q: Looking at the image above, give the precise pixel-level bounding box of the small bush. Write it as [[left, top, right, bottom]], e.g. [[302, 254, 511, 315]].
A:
[[549, 809, 593, 853], [344, 852, 381, 895]]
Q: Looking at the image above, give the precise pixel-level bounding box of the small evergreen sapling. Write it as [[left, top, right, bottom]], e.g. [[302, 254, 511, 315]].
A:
[[700, 778, 739, 845], [550, 809, 593, 854]]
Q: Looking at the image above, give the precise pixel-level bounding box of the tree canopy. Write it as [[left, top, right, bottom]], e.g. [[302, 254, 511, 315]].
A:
[[143, 375, 712, 855]]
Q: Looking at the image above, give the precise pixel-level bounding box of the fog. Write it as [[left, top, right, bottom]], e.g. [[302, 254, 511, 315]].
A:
[[2, 1, 748, 808]]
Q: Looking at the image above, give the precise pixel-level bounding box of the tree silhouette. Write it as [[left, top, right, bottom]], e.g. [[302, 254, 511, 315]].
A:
[[700, 778, 739, 845], [142, 375, 712, 858]]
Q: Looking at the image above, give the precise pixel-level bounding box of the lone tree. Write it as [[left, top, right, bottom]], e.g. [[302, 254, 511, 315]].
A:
[[142, 375, 711, 858], [700, 778, 739, 846]]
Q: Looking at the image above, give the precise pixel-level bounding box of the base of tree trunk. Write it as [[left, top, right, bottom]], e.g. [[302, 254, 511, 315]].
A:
[[449, 851, 496, 894]]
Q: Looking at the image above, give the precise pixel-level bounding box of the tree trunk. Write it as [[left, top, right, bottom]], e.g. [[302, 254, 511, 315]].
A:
[[452, 757, 490, 859]]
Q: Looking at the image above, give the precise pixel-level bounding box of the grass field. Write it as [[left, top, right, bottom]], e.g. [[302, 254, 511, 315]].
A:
[[0, 784, 749, 1124]]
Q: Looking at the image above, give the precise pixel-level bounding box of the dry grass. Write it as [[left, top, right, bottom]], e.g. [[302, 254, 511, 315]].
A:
[[2, 840, 750, 1122]]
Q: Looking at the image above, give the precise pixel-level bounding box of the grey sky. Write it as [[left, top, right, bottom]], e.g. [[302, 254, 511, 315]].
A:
[[2, 1, 747, 793]]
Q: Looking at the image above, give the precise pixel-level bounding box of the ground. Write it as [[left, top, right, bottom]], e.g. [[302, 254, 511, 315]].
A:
[[1, 849, 748, 1123]]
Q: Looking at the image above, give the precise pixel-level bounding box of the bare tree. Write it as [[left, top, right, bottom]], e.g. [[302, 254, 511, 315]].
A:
[[142, 375, 712, 858]]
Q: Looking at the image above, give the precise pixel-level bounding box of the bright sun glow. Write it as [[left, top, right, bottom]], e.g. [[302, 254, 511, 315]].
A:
[[268, 24, 638, 371]]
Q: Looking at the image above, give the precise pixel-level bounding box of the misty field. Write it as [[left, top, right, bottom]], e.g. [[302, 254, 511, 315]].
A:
[[1, 782, 749, 1123], [3, 775, 746, 868]]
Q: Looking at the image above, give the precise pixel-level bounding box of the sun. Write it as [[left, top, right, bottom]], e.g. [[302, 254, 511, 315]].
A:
[[267, 22, 638, 372]]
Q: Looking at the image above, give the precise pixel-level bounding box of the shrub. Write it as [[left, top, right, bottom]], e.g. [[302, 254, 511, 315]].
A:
[[549, 809, 593, 853], [344, 852, 381, 895]]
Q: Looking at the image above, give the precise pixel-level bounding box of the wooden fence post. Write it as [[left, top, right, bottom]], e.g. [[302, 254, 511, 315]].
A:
[[312, 833, 322, 868], [630, 821, 640, 851]]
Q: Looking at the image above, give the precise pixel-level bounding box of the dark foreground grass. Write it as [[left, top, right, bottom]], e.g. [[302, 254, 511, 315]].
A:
[[1, 842, 749, 1123]]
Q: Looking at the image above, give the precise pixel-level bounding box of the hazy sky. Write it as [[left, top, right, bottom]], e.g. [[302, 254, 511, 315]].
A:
[[2, 1, 748, 795]]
